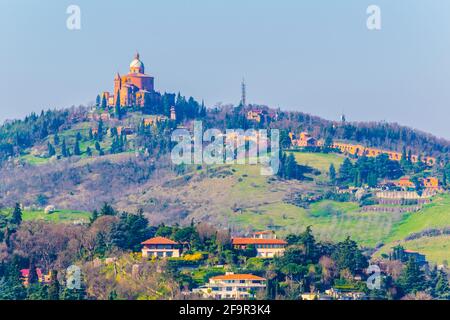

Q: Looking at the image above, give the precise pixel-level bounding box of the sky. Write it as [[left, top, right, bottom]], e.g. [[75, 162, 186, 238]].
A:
[[1, 0, 450, 138]]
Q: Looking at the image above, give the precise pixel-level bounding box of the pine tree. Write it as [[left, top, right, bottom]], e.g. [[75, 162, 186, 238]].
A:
[[74, 136, 81, 156], [329, 164, 336, 185], [61, 138, 68, 157], [88, 128, 93, 140], [11, 203, 22, 226], [86, 146, 92, 157], [101, 94, 107, 109], [47, 142, 56, 157], [54, 133, 60, 145], [115, 91, 121, 109], [338, 158, 354, 184], [398, 258, 427, 295], [97, 120, 104, 141]]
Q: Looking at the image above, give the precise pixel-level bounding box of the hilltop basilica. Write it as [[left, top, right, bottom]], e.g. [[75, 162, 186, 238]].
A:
[[103, 53, 161, 108]]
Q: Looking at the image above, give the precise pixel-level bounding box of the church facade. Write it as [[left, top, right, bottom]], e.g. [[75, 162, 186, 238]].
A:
[[104, 53, 158, 107]]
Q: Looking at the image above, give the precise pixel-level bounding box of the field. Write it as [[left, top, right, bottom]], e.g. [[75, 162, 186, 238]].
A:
[[0, 208, 91, 223], [375, 194, 450, 264], [290, 151, 346, 172]]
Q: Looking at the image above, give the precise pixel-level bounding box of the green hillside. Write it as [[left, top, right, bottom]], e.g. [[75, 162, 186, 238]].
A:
[[0, 208, 91, 223]]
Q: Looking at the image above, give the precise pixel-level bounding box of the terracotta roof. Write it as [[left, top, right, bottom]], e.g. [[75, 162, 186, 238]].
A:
[[210, 274, 266, 281], [20, 268, 43, 278], [232, 237, 287, 245], [141, 236, 177, 245]]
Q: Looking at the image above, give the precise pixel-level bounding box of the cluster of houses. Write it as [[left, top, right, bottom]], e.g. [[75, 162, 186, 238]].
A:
[[140, 231, 287, 260], [139, 231, 372, 300], [289, 131, 437, 166]]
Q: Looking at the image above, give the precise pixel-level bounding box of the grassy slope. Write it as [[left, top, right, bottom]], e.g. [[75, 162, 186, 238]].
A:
[[10, 138, 450, 265], [0, 209, 91, 223], [290, 151, 346, 173], [374, 194, 450, 264]]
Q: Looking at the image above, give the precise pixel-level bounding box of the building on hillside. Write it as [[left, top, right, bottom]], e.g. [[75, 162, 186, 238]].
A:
[[394, 176, 441, 191], [324, 288, 366, 300], [141, 236, 180, 258], [102, 53, 161, 108], [328, 141, 436, 166], [143, 115, 169, 127], [251, 230, 277, 239], [403, 250, 428, 266], [423, 177, 440, 190], [395, 176, 415, 189], [246, 109, 272, 123], [116, 126, 134, 136], [289, 132, 317, 148], [247, 110, 264, 122], [20, 268, 51, 287], [232, 237, 287, 258], [390, 246, 428, 267], [170, 106, 177, 121], [192, 272, 266, 300]]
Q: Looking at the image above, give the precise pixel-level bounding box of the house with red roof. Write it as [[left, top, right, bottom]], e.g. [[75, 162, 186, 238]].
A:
[[141, 236, 180, 258], [192, 272, 266, 299], [232, 236, 287, 258], [20, 268, 51, 287]]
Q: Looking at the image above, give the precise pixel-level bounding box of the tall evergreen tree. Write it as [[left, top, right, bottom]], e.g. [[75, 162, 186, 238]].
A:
[[73, 136, 81, 156], [329, 164, 336, 185], [11, 203, 22, 226], [101, 94, 107, 109], [61, 138, 68, 157], [47, 270, 60, 300]]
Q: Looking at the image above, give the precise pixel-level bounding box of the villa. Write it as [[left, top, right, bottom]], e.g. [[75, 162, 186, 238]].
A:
[[192, 272, 266, 300], [232, 236, 287, 258], [141, 236, 180, 258]]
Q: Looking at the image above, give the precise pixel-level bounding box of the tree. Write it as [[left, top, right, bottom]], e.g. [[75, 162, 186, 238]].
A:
[[331, 237, 368, 274], [101, 94, 107, 109], [86, 146, 92, 156], [61, 138, 68, 157], [0, 260, 27, 300], [95, 94, 101, 107], [99, 203, 116, 217], [338, 158, 354, 184], [111, 210, 152, 251], [10, 203, 22, 226], [47, 142, 56, 157], [329, 164, 336, 185], [54, 133, 60, 146], [73, 135, 81, 156], [434, 269, 450, 299], [47, 270, 60, 300], [115, 91, 121, 109], [397, 258, 427, 295]]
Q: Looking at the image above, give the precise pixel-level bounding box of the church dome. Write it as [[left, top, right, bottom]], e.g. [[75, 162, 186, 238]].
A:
[[130, 53, 144, 73]]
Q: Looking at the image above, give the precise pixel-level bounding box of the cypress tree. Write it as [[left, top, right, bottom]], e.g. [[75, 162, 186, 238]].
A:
[[11, 203, 22, 226], [47, 270, 60, 300]]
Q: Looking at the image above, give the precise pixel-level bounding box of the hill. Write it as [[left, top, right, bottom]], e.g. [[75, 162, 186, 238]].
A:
[[1, 106, 450, 265]]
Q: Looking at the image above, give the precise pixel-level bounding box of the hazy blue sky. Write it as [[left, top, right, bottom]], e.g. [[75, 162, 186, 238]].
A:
[[2, 0, 450, 138]]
